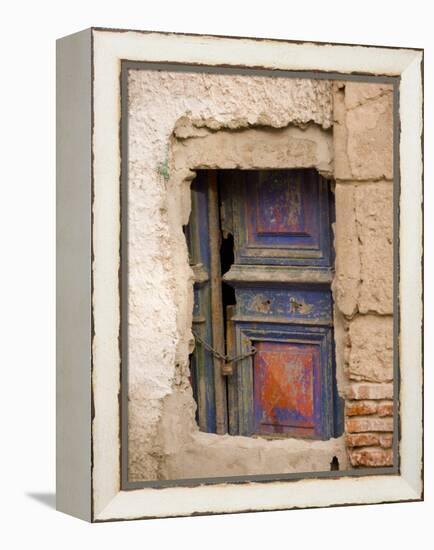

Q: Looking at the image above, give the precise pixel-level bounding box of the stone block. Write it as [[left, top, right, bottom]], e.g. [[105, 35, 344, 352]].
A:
[[344, 82, 393, 110], [347, 315, 393, 383], [333, 82, 393, 181], [355, 183, 393, 314], [346, 90, 393, 180], [333, 182, 393, 316], [332, 84, 352, 180], [333, 184, 360, 317], [172, 124, 333, 175]]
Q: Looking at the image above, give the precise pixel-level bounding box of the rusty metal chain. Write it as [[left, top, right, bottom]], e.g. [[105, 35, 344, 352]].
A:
[[192, 330, 256, 366]]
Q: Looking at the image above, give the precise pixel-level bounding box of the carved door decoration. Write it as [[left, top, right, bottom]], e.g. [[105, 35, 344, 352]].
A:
[[186, 169, 342, 439]]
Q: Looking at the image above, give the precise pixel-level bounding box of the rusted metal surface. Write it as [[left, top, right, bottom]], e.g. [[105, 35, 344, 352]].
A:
[[192, 329, 256, 373]]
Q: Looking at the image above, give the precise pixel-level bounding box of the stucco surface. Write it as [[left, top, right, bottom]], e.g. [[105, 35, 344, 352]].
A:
[[155, 390, 347, 479], [127, 70, 344, 481], [126, 71, 394, 480]]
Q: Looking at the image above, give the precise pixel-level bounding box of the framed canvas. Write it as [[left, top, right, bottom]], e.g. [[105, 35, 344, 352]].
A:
[[56, 27, 423, 522]]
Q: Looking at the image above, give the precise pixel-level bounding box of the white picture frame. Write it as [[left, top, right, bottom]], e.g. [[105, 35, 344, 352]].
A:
[[56, 27, 423, 522]]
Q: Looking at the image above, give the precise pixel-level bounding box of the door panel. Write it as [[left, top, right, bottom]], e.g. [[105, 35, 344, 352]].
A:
[[229, 323, 334, 439], [234, 285, 333, 326], [253, 341, 319, 435], [232, 170, 332, 266]]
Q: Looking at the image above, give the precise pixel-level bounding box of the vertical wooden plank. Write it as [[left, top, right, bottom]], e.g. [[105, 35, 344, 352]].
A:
[[207, 171, 228, 434], [237, 330, 256, 436], [226, 305, 238, 434], [188, 175, 216, 433], [322, 328, 336, 439]]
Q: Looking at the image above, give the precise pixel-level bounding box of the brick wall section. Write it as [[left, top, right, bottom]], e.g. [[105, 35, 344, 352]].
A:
[[332, 82, 394, 468]]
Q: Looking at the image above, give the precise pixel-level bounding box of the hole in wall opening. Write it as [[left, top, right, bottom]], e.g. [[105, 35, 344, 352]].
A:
[[220, 231, 236, 326], [218, 178, 236, 327], [219, 228, 236, 415], [220, 232, 234, 276], [330, 456, 340, 471]]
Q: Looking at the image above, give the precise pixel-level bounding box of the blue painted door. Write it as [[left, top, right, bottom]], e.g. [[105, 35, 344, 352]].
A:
[[187, 169, 342, 439]]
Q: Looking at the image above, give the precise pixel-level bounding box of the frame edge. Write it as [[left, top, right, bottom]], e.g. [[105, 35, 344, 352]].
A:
[[56, 28, 93, 522]]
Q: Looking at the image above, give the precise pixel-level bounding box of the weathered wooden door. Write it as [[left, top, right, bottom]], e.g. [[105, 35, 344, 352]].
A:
[[186, 169, 342, 439]]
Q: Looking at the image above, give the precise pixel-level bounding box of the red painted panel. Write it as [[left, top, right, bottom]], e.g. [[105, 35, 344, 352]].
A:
[[253, 341, 321, 435]]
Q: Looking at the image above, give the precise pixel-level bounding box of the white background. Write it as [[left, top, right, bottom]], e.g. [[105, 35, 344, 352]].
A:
[[1, 0, 432, 548]]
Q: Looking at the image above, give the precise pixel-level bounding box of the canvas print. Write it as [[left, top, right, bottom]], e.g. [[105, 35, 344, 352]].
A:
[[57, 28, 423, 521], [121, 66, 396, 485]]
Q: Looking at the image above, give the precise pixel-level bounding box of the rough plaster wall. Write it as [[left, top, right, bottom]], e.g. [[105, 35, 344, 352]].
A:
[[160, 122, 347, 480], [332, 82, 394, 467], [127, 70, 347, 481]]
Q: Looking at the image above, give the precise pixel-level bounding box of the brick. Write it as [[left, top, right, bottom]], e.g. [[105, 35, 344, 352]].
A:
[[380, 434, 393, 449], [346, 432, 394, 448], [346, 400, 377, 416], [379, 434, 394, 448], [377, 402, 394, 417], [344, 383, 393, 400], [346, 433, 381, 448], [346, 417, 393, 433], [349, 448, 393, 467]]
